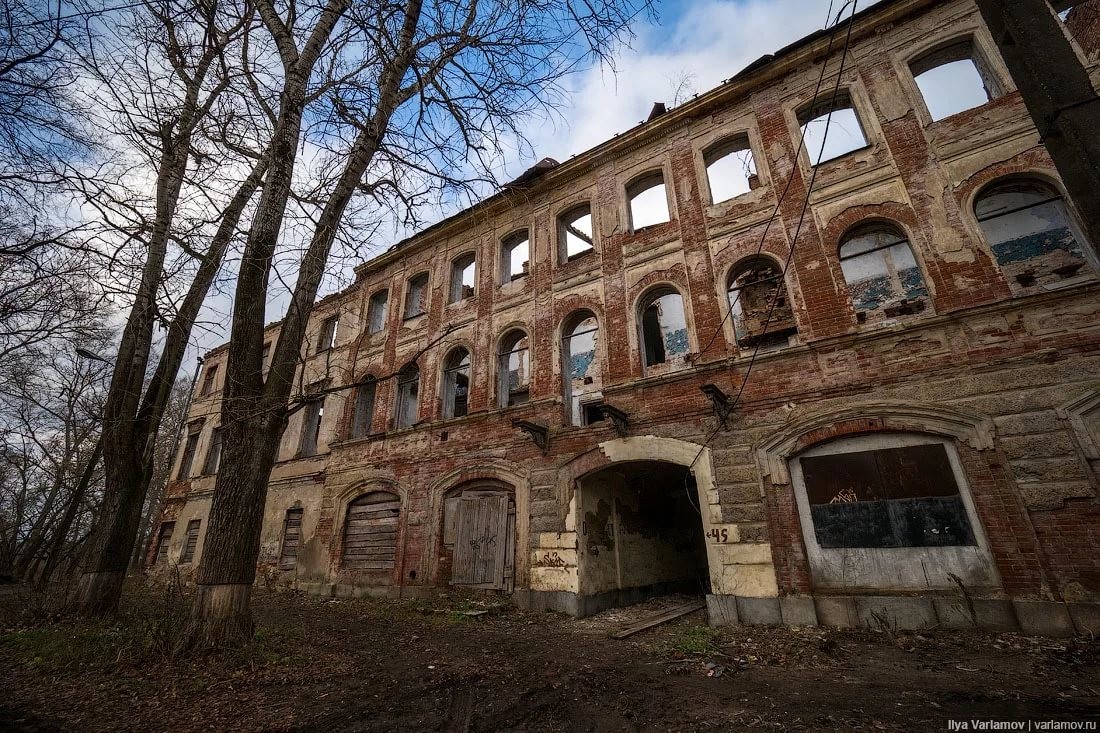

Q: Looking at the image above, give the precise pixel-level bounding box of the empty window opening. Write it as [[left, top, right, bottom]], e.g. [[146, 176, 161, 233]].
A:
[[153, 521, 175, 565], [404, 273, 429, 319], [911, 40, 1001, 122], [576, 461, 709, 610], [562, 312, 601, 426], [342, 492, 400, 575], [640, 288, 690, 370], [200, 364, 218, 396], [840, 224, 929, 324], [395, 363, 420, 429], [498, 329, 530, 408], [704, 136, 759, 203], [442, 483, 516, 592], [975, 178, 1093, 290], [727, 258, 798, 351], [450, 254, 476, 303], [581, 399, 605, 426], [279, 508, 304, 571], [315, 315, 339, 354], [299, 398, 324, 456], [559, 204, 594, 261], [177, 428, 200, 480], [627, 172, 671, 230], [179, 519, 201, 564], [351, 380, 376, 438], [501, 231, 530, 282], [367, 290, 389, 334], [262, 341, 271, 366], [798, 92, 869, 165], [442, 347, 471, 419], [202, 427, 223, 475]]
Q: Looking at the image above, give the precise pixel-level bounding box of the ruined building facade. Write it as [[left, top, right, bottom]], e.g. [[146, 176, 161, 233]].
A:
[[151, 0, 1100, 635]]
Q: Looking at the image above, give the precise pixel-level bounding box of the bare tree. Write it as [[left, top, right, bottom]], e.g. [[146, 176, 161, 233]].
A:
[[185, 0, 652, 648]]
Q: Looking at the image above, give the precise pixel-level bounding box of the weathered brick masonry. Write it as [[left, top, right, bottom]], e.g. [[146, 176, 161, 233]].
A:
[[151, 0, 1100, 635]]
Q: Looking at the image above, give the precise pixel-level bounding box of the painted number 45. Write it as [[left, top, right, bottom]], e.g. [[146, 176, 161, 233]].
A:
[[706, 527, 730, 543]]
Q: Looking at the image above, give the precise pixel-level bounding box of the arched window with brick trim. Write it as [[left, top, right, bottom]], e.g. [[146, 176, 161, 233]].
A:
[[839, 222, 929, 325], [562, 311, 601, 426], [441, 347, 471, 419], [726, 257, 797, 352], [638, 286, 690, 371]]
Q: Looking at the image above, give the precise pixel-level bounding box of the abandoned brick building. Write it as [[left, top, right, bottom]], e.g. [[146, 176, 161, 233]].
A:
[[150, 0, 1100, 635]]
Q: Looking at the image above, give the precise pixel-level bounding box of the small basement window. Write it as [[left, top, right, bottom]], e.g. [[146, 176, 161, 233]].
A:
[[449, 253, 476, 303], [404, 273, 429, 319], [911, 39, 1001, 122], [627, 172, 670, 230], [558, 204, 594, 261], [798, 92, 868, 165], [501, 231, 530, 282], [704, 135, 759, 203], [367, 290, 388, 334]]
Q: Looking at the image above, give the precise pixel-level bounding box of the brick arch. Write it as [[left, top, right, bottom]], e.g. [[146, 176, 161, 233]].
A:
[[553, 294, 605, 329], [954, 149, 1058, 212], [629, 264, 689, 307]]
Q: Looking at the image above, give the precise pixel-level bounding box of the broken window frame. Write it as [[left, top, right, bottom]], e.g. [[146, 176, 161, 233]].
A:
[[557, 203, 595, 263], [395, 363, 420, 429], [200, 364, 218, 396], [726, 257, 798, 352], [403, 273, 429, 320], [350, 378, 377, 438], [449, 253, 477, 304], [202, 426, 223, 475], [797, 91, 870, 166], [298, 398, 325, 456], [703, 134, 759, 204], [909, 37, 1002, 123], [498, 329, 531, 408], [315, 314, 339, 354], [367, 289, 389, 334], [638, 286, 691, 371], [562, 311, 601, 427], [441, 347, 471, 419], [176, 427, 201, 480], [178, 519, 201, 564], [839, 222, 930, 324], [500, 230, 530, 283], [626, 171, 671, 231], [974, 177, 1095, 291]]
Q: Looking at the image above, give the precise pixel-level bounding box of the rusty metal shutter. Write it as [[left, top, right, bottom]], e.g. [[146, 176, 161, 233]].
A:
[[279, 508, 304, 570], [452, 494, 509, 589], [341, 492, 399, 571], [154, 521, 175, 565], [179, 519, 200, 563]]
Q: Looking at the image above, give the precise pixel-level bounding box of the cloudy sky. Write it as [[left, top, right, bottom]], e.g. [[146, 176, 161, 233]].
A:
[[192, 0, 882, 356]]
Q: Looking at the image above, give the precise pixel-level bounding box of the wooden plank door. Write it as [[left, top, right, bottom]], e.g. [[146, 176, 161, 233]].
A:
[[342, 493, 400, 577], [452, 494, 509, 589]]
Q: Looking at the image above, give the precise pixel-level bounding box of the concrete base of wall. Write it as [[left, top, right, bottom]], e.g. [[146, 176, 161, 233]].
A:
[[706, 594, 1099, 637], [517, 581, 698, 617], [297, 581, 442, 601]]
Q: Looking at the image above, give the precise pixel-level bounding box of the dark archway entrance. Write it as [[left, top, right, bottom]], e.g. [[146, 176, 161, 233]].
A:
[[576, 460, 709, 615]]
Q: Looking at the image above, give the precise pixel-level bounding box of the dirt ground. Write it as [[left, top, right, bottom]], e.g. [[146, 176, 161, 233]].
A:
[[1, 586, 1098, 732]]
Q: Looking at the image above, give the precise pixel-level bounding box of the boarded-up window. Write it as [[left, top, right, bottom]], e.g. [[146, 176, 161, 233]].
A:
[[800, 443, 976, 549], [154, 521, 175, 565], [341, 492, 400, 571], [179, 519, 200, 564], [279, 508, 304, 570]]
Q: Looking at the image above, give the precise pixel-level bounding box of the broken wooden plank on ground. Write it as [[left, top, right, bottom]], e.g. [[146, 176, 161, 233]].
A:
[[610, 601, 706, 639]]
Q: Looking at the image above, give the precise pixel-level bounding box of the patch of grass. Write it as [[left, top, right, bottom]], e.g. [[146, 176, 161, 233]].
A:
[[1, 623, 131, 672], [669, 624, 721, 657]]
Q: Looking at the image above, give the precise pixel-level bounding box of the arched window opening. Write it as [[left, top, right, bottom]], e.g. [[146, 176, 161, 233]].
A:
[[704, 136, 759, 203], [498, 329, 530, 408], [501, 231, 530, 282], [640, 288, 690, 370], [727, 259, 798, 351], [341, 492, 399, 572], [367, 290, 388, 334], [395, 363, 419, 429], [558, 204, 594, 261], [404, 273, 429, 319], [627, 172, 670, 230], [839, 224, 929, 324], [911, 39, 1001, 122], [449, 253, 476, 303], [562, 312, 601, 426], [975, 179, 1093, 290], [798, 92, 868, 165], [442, 348, 471, 419], [350, 379, 376, 438]]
